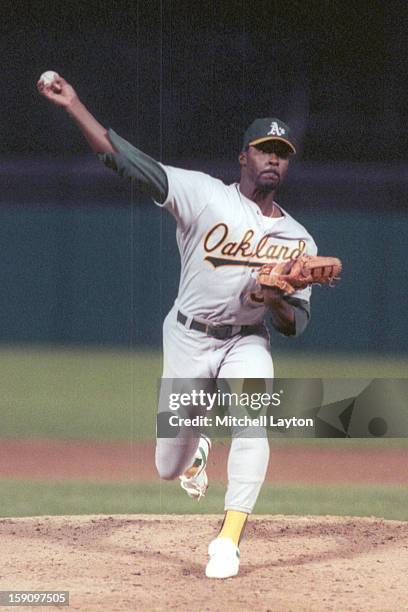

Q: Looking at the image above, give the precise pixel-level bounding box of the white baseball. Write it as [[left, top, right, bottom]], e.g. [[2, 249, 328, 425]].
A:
[[39, 70, 60, 86]]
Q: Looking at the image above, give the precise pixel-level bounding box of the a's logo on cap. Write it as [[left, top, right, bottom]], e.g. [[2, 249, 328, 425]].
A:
[[267, 121, 286, 136]]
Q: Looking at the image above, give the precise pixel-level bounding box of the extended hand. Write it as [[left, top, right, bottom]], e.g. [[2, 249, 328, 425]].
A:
[[37, 74, 78, 109]]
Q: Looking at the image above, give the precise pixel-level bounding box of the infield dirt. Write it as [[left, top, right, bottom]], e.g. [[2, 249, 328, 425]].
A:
[[1, 514, 408, 611], [1, 440, 408, 484]]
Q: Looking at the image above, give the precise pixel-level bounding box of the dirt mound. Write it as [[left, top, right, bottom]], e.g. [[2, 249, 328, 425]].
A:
[[0, 514, 407, 611]]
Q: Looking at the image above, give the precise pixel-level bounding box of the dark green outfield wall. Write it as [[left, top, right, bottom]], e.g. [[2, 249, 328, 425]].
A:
[[0, 193, 405, 353]]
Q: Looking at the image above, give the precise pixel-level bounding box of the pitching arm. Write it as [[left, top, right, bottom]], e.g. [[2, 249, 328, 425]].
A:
[[37, 73, 115, 154], [37, 73, 168, 202], [97, 130, 169, 203]]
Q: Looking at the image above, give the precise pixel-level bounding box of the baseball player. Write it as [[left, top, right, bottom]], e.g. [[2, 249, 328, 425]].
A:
[[38, 72, 334, 579]]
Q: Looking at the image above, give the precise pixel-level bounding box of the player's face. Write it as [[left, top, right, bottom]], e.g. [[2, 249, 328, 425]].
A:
[[239, 141, 290, 191]]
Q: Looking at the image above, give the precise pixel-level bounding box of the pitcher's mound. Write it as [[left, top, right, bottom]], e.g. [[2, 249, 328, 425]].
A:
[[1, 514, 407, 611]]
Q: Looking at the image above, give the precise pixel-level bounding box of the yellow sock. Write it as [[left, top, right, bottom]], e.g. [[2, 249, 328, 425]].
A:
[[218, 510, 248, 546]]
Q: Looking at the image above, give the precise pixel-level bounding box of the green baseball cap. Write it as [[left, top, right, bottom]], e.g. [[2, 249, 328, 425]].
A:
[[242, 118, 296, 154]]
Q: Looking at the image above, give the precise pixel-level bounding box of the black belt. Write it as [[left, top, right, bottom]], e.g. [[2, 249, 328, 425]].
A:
[[177, 311, 263, 340]]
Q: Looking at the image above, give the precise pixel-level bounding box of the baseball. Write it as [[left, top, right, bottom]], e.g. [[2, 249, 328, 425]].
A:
[[38, 70, 60, 86]]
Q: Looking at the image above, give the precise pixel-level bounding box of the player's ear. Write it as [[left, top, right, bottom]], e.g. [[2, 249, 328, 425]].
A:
[[239, 151, 247, 167]]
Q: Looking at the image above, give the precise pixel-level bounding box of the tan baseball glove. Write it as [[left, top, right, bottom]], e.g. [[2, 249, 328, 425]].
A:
[[257, 255, 343, 295]]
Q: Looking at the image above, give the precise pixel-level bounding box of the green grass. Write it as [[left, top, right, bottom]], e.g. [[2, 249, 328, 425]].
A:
[[0, 346, 161, 440], [274, 352, 408, 378], [0, 345, 406, 441], [0, 480, 407, 520]]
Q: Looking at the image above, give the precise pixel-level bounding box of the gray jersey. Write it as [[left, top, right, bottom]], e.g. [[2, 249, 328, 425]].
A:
[[156, 166, 317, 326]]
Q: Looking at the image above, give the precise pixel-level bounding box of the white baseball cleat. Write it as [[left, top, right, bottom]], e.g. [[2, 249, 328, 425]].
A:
[[179, 435, 211, 501], [205, 537, 240, 579]]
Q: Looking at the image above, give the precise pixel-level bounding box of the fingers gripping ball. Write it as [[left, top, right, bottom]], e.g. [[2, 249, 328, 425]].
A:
[[257, 255, 343, 295], [38, 70, 61, 91]]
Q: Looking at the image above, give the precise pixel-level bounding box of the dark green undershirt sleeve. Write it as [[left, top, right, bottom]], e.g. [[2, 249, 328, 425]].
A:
[[283, 296, 311, 337], [97, 129, 168, 203]]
